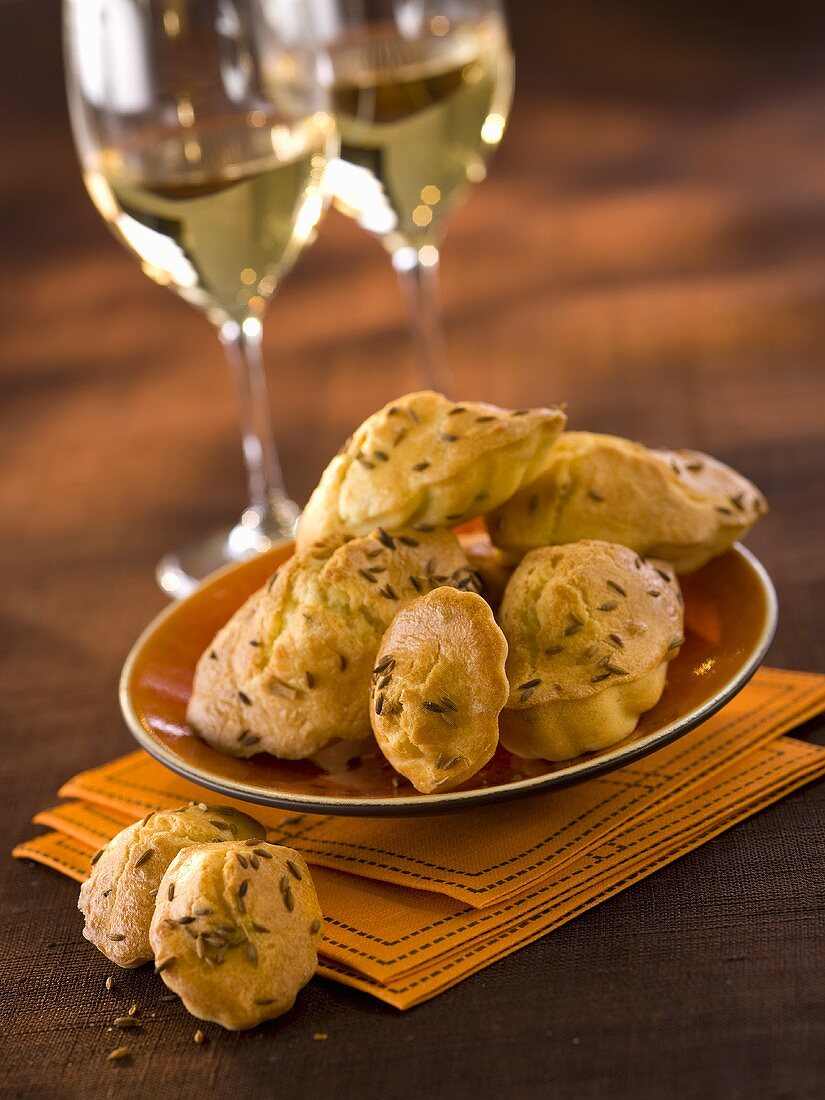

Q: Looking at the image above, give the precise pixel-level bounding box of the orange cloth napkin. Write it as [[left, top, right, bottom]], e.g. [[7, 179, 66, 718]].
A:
[[14, 667, 825, 1009]]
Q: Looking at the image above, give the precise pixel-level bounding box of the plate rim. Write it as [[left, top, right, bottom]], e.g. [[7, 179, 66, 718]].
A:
[[119, 543, 778, 816]]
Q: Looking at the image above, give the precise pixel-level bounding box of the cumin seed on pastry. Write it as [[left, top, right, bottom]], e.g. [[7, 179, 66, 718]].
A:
[[488, 432, 767, 573], [187, 528, 477, 759], [78, 805, 265, 967], [296, 390, 566, 549], [369, 587, 508, 793], [498, 540, 684, 761]]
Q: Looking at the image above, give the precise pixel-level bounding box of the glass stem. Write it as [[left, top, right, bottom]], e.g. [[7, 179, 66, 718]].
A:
[[393, 246, 452, 395], [218, 316, 298, 533]]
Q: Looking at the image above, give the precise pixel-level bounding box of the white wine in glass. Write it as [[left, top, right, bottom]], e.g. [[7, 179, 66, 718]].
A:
[[324, 0, 514, 392], [64, 0, 334, 597], [84, 121, 327, 326]]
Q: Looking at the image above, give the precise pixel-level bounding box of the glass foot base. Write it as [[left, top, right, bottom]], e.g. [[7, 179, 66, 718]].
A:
[[156, 504, 299, 600]]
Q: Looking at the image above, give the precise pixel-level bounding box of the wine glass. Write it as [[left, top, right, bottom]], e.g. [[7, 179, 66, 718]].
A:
[[63, 0, 335, 597], [319, 0, 514, 393]]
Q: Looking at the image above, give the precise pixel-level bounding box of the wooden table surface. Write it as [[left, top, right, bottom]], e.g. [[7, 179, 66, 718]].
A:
[[2, 1, 824, 1097]]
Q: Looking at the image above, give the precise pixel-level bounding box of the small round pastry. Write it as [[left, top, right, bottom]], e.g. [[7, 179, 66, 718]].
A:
[[78, 804, 266, 968], [150, 842, 323, 1030], [296, 390, 566, 550], [187, 528, 476, 760], [498, 540, 684, 761], [369, 588, 509, 793], [487, 432, 767, 572]]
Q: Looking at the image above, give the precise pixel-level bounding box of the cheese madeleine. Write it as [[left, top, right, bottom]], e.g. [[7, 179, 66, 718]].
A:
[[369, 588, 508, 793], [78, 805, 265, 968], [296, 390, 566, 550], [498, 541, 684, 761], [150, 842, 322, 1030], [487, 432, 767, 572], [187, 528, 477, 759]]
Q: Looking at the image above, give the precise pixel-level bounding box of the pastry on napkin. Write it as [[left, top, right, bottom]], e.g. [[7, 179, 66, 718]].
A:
[[150, 842, 323, 1030], [78, 804, 265, 967]]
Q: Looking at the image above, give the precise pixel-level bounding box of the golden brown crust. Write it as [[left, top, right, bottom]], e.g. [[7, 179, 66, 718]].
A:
[[150, 842, 323, 1030], [369, 588, 508, 793], [296, 391, 566, 549], [78, 806, 265, 967], [487, 432, 767, 572], [498, 541, 684, 760], [187, 528, 477, 760]]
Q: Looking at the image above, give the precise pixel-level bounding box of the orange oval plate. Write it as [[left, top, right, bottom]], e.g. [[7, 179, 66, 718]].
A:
[[120, 541, 776, 815]]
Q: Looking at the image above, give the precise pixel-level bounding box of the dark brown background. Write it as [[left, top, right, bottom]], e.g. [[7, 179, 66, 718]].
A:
[[1, 1, 824, 1097]]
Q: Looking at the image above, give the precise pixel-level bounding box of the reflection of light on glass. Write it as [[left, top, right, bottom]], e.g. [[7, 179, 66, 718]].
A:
[[242, 316, 262, 339], [216, 0, 240, 37], [159, 567, 182, 594], [85, 170, 119, 220], [327, 158, 397, 236], [395, 0, 424, 38], [313, 110, 334, 135], [693, 658, 716, 677], [227, 508, 271, 557], [72, 0, 151, 111], [241, 267, 257, 285], [227, 526, 271, 556], [116, 215, 198, 288], [412, 204, 432, 227], [259, 274, 276, 295], [162, 7, 180, 38], [391, 245, 438, 270], [177, 96, 194, 128], [270, 124, 313, 162], [466, 160, 486, 183], [294, 190, 324, 242], [392, 246, 417, 273], [481, 113, 506, 144], [270, 124, 291, 159], [247, 295, 265, 313], [239, 50, 254, 80], [421, 185, 441, 205], [184, 139, 202, 165], [431, 15, 450, 35]]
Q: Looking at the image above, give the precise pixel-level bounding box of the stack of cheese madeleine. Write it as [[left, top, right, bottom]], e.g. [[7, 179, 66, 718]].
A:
[[79, 802, 323, 1030], [79, 391, 766, 1032], [188, 391, 767, 792]]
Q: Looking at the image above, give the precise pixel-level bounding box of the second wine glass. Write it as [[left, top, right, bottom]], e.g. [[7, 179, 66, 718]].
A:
[[64, 0, 335, 596], [322, 0, 514, 393]]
